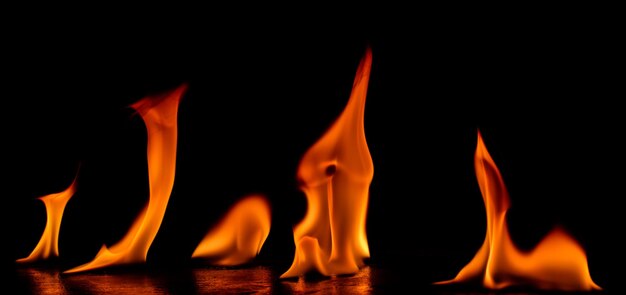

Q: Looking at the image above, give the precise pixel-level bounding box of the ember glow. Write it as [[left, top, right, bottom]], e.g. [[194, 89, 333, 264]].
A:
[[281, 49, 373, 278], [192, 195, 271, 265], [17, 174, 77, 263], [437, 131, 600, 291], [65, 84, 187, 273]]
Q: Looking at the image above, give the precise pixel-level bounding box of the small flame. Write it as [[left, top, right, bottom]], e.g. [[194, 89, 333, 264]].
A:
[[65, 84, 186, 273], [281, 48, 374, 278], [17, 174, 77, 263], [437, 131, 600, 291], [192, 195, 271, 265]]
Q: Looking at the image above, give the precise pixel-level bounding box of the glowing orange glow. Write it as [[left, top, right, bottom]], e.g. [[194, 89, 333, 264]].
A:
[[437, 131, 600, 291], [65, 84, 186, 273], [281, 49, 373, 278], [192, 195, 271, 265], [17, 174, 77, 263]]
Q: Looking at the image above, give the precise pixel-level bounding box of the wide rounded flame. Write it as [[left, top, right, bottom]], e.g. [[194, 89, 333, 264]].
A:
[[192, 195, 271, 265]]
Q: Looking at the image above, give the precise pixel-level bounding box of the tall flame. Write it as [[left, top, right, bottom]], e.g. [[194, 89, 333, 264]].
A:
[[17, 174, 77, 263], [192, 195, 271, 265], [281, 49, 373, 278], [437, 131, 600, 291], [65, 84, 186, 273]]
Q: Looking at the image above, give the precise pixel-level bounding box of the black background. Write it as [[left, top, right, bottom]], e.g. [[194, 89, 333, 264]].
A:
[[3, 8, 623, 292]]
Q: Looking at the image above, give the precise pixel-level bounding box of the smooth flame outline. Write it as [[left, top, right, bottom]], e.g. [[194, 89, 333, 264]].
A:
[[192, 195, 271, 265], [65, 84, 187, 273], [436, 130, 601, 291], [281, 48, 374, 278], [17, 173, 78, 263]]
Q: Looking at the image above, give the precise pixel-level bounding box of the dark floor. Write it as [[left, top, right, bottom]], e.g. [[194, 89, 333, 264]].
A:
[[10, 264, 608, 295]]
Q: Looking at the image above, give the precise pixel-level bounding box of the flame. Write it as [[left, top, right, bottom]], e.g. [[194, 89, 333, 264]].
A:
[[281, 48, 373, 278], [65, 84, 186, 273], [192, 195, 271, 265], [17, 174, 77, 263], [437, 131, 600, 291]]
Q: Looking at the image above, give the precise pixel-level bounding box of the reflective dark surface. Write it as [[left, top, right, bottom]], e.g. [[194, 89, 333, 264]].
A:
[[12, 265, 608, 294], [15, 266, 376, 294]]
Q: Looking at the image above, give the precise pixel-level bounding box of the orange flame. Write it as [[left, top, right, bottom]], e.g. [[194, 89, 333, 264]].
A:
[[65, 84, 186, 273], [17, 174, 77, 263], [281, 49, 373, 278], [437, 131, 600, 291], [192, 195, 271, 265]]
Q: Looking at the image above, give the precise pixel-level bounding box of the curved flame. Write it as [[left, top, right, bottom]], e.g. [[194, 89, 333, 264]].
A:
[[281, 48, 373, 278], [192, 195, 271, 265], [65, 84, 186, 273], [17, 174, 77, 263], [437, 131, 600, 291]]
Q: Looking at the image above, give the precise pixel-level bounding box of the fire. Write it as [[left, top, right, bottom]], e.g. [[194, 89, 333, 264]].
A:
[[65, 84, 187, 273], [437, 131, 600, 291], [281, 48, 373, 278], [192, 195, 271, 265], [17, 174, 77, 263]]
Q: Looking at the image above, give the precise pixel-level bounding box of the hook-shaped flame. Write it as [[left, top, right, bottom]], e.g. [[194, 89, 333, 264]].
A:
[[65, 84, 186, 273]]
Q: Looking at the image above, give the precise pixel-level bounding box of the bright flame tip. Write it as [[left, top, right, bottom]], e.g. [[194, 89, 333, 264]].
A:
[[282, 48, 373, 278]]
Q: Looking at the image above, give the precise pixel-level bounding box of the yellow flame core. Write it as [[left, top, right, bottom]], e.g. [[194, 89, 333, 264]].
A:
[[281, 49, 373, 278], [437, 131, 600, 291], [192, 195, 271, 265], [17, 175, 77, 263], [65, 85, 186, 273]]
